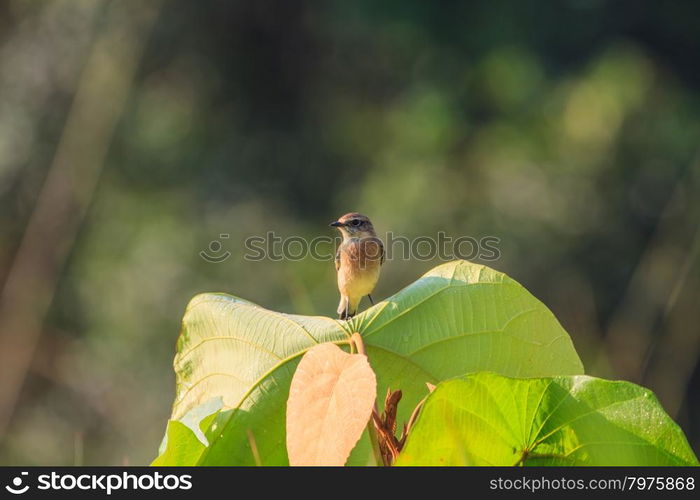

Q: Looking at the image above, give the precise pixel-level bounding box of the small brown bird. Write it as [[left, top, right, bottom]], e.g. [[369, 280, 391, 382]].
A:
[[330, 212, 384, 319]]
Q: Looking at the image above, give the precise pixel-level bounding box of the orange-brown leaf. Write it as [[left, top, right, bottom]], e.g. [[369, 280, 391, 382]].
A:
[[286, 342, 377, 466]]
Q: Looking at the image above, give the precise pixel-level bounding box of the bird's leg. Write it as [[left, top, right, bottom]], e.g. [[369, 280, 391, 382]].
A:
[[345, 302, 350, 320], [367, 294, 375, 306]]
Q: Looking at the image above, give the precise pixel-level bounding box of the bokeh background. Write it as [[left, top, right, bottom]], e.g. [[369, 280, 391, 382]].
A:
[[0, 0, 699, 465]]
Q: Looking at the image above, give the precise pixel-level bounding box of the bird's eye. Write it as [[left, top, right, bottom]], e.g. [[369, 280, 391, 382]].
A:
[[351, 219, 361, 226]]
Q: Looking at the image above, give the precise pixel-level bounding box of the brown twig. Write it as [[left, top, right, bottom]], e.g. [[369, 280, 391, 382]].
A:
[[350, 333, 435, 466]]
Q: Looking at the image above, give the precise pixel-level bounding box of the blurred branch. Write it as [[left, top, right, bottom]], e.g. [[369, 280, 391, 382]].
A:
[[601, 152, 700, 400], [644, 222, 700, 417], [0, 0, 162, 437]]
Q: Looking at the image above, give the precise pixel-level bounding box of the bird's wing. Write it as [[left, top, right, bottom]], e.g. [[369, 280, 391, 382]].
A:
[[380, 239, 385, 265]]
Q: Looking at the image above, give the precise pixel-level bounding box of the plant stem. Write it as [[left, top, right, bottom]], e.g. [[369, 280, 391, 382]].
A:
[[351, 332, 388, 466], [367, 415, 385, 466], [350, 332, 366, 356]]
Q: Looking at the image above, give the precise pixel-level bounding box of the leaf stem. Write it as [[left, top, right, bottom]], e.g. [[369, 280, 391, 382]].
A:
[[350, 332, 366, 356], [350, 332, 387, 466], [367, 415, 384, 466], [246, 429, 262, 466]]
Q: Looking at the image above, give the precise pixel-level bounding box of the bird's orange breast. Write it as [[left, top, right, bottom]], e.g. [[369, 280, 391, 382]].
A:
[[337, 238, 382, 297]]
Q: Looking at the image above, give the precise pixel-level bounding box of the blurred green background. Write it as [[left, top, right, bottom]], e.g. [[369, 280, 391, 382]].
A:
[[0, 0, 698, 465]]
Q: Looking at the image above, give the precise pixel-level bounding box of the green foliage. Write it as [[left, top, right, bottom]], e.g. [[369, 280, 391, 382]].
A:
[[152, 397, 222, 466], [154, 260, 583, 465], [396, 373, 699, 466]]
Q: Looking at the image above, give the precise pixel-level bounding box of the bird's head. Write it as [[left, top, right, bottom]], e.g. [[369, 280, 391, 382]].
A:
[[330, 212, 376, 238]]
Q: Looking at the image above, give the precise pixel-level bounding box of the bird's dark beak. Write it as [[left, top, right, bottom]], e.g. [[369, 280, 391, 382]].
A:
[[329, 220, 344, 227]]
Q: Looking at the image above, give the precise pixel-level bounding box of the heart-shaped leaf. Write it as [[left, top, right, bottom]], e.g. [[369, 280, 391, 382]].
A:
[[154, 260, 583, 465], [396, 373, 699, 466], [286, 343, 376, 466]]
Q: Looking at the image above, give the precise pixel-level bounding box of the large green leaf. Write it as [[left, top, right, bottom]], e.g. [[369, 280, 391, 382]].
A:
[[397, 373, 699, 466], [154, 260, 583, 465]]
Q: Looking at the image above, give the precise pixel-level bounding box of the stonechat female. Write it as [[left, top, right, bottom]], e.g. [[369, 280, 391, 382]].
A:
[[330, 212, 384, 319]]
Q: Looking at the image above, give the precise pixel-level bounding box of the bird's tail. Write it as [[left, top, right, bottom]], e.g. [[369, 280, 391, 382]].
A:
[[337, 295, 361, 320]]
